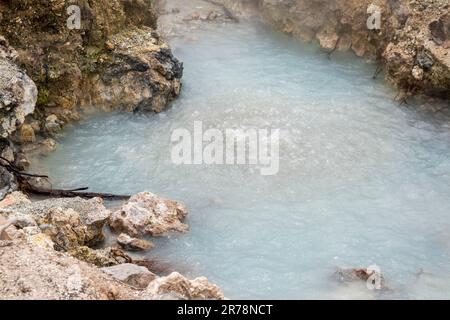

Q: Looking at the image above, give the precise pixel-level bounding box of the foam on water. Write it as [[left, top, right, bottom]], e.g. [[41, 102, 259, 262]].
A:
[[31, 20, 450, 299]]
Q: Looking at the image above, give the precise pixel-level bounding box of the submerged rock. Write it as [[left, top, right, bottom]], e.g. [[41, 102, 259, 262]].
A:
[[117, 233, 155, 251], [101, 263, 156, 289], [335, 267, 387, 290], [82, 27, 183, 113], [109, 192, 189, 237], [0, 0, 183, 132]]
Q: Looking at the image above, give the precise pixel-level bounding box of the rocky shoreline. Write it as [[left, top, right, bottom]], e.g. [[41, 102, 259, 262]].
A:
[[0, 191, 224, 299], [217, 0, 450, 101]]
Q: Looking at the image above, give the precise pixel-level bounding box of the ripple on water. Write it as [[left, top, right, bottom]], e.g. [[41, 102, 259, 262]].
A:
[[31, 20, 450, 299]]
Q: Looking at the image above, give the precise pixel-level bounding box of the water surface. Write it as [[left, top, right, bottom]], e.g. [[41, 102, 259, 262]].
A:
[[31, 19, 450, 299]]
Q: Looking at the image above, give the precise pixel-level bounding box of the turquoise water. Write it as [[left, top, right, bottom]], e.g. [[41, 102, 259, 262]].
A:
[[31, 20, 450, 299]]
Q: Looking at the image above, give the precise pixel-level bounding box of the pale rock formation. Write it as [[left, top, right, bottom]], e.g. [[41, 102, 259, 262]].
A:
[[101, 263, 157, 288], [110, 192, 189, 237], [3, 196, 111, 250], [144, 272, 225, 300], [0, 36, 37, 139]]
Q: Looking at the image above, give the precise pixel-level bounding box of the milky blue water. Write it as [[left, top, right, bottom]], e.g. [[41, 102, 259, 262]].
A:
[[31, 20, 450, 299]]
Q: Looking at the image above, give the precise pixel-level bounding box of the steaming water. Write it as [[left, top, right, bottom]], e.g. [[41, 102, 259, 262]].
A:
[[31, 20, 450, 299]]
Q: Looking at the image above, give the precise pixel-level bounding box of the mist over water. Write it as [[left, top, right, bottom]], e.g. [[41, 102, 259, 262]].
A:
[[31, 20, 450, 299]]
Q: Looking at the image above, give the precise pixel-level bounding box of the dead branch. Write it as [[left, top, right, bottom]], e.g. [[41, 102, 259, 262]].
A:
[[0, 156, 130, 201], [21, 184, 130, 200]]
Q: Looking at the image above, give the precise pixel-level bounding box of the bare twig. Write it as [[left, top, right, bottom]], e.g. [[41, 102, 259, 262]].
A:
[[0, 156, 129, 200]]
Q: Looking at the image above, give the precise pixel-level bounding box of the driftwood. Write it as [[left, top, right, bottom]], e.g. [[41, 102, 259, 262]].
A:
[[21, 185, 130, 200], [0, 156, 130, 200]]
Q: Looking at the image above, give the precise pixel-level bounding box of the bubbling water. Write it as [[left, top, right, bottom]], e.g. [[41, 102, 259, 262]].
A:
[[31, 20, 450, 299]]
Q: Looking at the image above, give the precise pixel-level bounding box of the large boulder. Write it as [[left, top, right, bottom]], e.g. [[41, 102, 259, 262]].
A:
[[0, 0, 183, 134], [4, 197, 111, 251], [109, 192, 188, 237]]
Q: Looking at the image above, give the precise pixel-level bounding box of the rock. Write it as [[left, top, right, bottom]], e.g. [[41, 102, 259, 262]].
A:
[[101, 263, 156, 288], [38, 138, 57, 152], [110, 192, 188, 237], [417, 50, 435, 71], [19, 124, 36, 143], [14, 152, 30, 170], [26, 232, 54, 250], [335, 267, 386, 290], [0, 191, 31, 208], [0, 38, 37, 139], [0, 144, 14, 162], [117, 233, 155, 251], [44, 114, 62, 134], [37, 207, 91, 251], [412, 65, 424, 80], [144, 272, 225, 300], [191, 12, 201, 20], [0, 0, 182, 130], [429, 14, 450, 45], [0, 219, 15, 240], [5, 197, 112, 251], [0, 235, 224, 300], [68, 246, 133, 267]]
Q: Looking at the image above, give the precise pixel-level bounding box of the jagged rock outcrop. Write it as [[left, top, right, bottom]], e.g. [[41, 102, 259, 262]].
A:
[[0, 36, 37, 196], [109, 192, 189, 237], [0, 190, 223, 300], [218, 0, 450, 99], [82, 27, 182, 112], [68, 246, 133, 267], [0, 37, 37, 139], [0, 0, 183, 144], [1, 195, 111, 250], [335, 267, 387, 290]]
